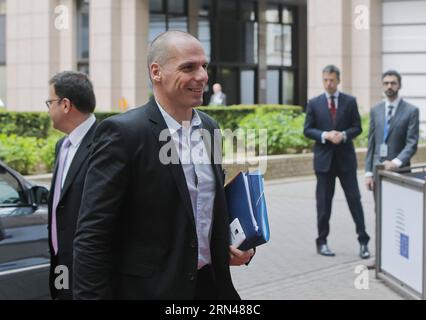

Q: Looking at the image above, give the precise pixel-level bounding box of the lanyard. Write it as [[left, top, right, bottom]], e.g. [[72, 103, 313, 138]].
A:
[[383, 118, 390, 143]]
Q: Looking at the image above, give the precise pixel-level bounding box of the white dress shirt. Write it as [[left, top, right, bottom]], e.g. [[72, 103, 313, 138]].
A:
[[156, 100, 216, 269], [320, 91, 347, 144], [61, 114, 96, 188]]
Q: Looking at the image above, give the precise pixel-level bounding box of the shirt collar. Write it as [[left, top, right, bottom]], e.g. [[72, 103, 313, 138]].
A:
[[155, 99, 202, 135], [385, 97, 401, 110], [68, 114, 96, 147], [325, 91, 339, 100]]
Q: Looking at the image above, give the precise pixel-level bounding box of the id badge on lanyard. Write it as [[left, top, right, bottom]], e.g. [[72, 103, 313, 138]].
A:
[[380, 143, 388, 157]]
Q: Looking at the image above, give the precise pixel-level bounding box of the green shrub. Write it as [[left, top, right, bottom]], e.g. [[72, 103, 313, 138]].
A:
[[0, 112, 51, 138], [354, 114, 370, 148], [40, 132, 64, 172], [198, 104, 303, 130], [238, 109, 313, 155], [0, 134, 41, 174], [0, 132, 64, 174]]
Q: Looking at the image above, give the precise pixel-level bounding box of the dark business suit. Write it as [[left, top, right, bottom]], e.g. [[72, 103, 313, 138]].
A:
[[304, 92, 369, 246], [73, 98, 239, 300], [365, 99, 419, 173], [48, 122, 97, 300]]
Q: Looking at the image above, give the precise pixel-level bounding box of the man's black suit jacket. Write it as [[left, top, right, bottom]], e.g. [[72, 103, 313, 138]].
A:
[[48, 122, 97, 299], [73, 98, 239, 300], [304, 92, 362, 173]]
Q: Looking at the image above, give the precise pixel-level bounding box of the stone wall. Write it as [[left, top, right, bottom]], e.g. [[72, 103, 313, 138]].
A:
[[224, 144, 426, 181]]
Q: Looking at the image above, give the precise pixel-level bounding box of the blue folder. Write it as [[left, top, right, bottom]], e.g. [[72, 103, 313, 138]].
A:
[[225, 171, 270, 250]]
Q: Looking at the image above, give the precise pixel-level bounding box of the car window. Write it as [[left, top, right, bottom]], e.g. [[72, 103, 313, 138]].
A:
[[0, 168, 27, 206]]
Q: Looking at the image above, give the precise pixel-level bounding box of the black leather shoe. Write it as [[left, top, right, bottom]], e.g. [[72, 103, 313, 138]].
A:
[[317, 244, 335, 257], [360, 244, 370, 259]]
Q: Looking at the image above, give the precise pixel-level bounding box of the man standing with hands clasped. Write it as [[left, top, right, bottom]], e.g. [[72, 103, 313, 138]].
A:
[[304, 65, 370, 259]]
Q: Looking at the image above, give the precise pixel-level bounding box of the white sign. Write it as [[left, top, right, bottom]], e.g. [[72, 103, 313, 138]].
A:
[[381, 179, 424, 294]]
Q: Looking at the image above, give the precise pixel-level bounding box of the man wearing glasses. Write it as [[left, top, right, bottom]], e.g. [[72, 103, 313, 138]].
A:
[[46, 71, 97, 299], [365, 70, 419, 190]]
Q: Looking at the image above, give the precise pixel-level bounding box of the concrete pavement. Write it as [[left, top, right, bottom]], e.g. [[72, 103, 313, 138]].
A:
[[28, 172, 405, 299], [231, 173, 405, 300]]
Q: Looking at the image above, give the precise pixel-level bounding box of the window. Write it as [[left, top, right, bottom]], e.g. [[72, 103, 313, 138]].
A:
[[206, 0, 258, 105], [267, 4, 293, 66], [149, 0, 188, 43], [214, 0, 257, 64], [266, 4, 296, 105], [198, 17, 211, 61], [282, 70, 294, 105], [266, 70, 279, 104], [0, 0, 5, 65], [77, 0, 90, 74], [0, 169, 25, 207], [240, 70, 255, 104]]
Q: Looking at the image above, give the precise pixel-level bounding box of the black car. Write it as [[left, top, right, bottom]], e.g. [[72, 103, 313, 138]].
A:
[[0, 160, 50, 299]]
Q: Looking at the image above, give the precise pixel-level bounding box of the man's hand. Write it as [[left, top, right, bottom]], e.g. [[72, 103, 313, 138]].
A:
[[365, 176, 374, 191], [383, 160, 398, 171], [325, 131, 344, 145], [229, 246, 255, 266], [331, 131, 344, 144]]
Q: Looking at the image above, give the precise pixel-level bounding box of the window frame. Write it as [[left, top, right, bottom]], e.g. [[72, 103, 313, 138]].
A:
[[266, 3, 298, 105], [0, 0, 6, 66], [77, 0, 90, 74]]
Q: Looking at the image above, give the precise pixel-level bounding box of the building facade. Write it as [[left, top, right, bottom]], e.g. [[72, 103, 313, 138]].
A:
[[1, 0, 425, 128]]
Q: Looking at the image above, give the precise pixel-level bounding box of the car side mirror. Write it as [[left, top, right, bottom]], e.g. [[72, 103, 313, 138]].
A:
[[31, 186, 49, 207]]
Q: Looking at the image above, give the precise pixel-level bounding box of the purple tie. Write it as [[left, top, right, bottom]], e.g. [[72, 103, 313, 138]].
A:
[[51, 137, 71, 255]]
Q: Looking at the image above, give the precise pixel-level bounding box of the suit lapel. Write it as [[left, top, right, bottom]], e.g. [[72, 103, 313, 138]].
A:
[[59, 122, 97, 203], [146, 99, 196, 228], [335, 94, 345, 127], [376, 102, 386, 143], [48, 138, 65, 211], [321, 94, 334, 127]]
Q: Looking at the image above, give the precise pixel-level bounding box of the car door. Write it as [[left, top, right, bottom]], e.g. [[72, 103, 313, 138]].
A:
[[0, 163, 50, 299]]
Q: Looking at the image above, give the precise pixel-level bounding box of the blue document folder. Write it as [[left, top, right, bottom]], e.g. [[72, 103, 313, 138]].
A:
[[225, 171, 270, 250]]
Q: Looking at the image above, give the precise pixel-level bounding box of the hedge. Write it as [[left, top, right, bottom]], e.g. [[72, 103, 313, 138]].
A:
[[198, 104, 303, 130], [0, 105, 303, 138], [0, 112, 51, 138], [0, 105, 370, 174], [0, 133, 62, 175]]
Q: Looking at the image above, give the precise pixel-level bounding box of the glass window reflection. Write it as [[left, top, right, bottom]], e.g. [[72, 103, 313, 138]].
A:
[[266, 4, 279, 23], [266, 70, 279, 104], [282, 70, 294, 105], [169, 16, 188, 32], [282, 8, 293, 24], [168, 0, 185, 14], [150, 0, 163, 12], [198, 17, 211, 60], [283, 25, 292, 67], [241, 70, 255, 104]]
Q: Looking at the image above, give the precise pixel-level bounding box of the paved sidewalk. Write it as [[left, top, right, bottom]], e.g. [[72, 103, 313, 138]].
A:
[[28, 172, 404, 299], [231, 173, 405, 300]]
